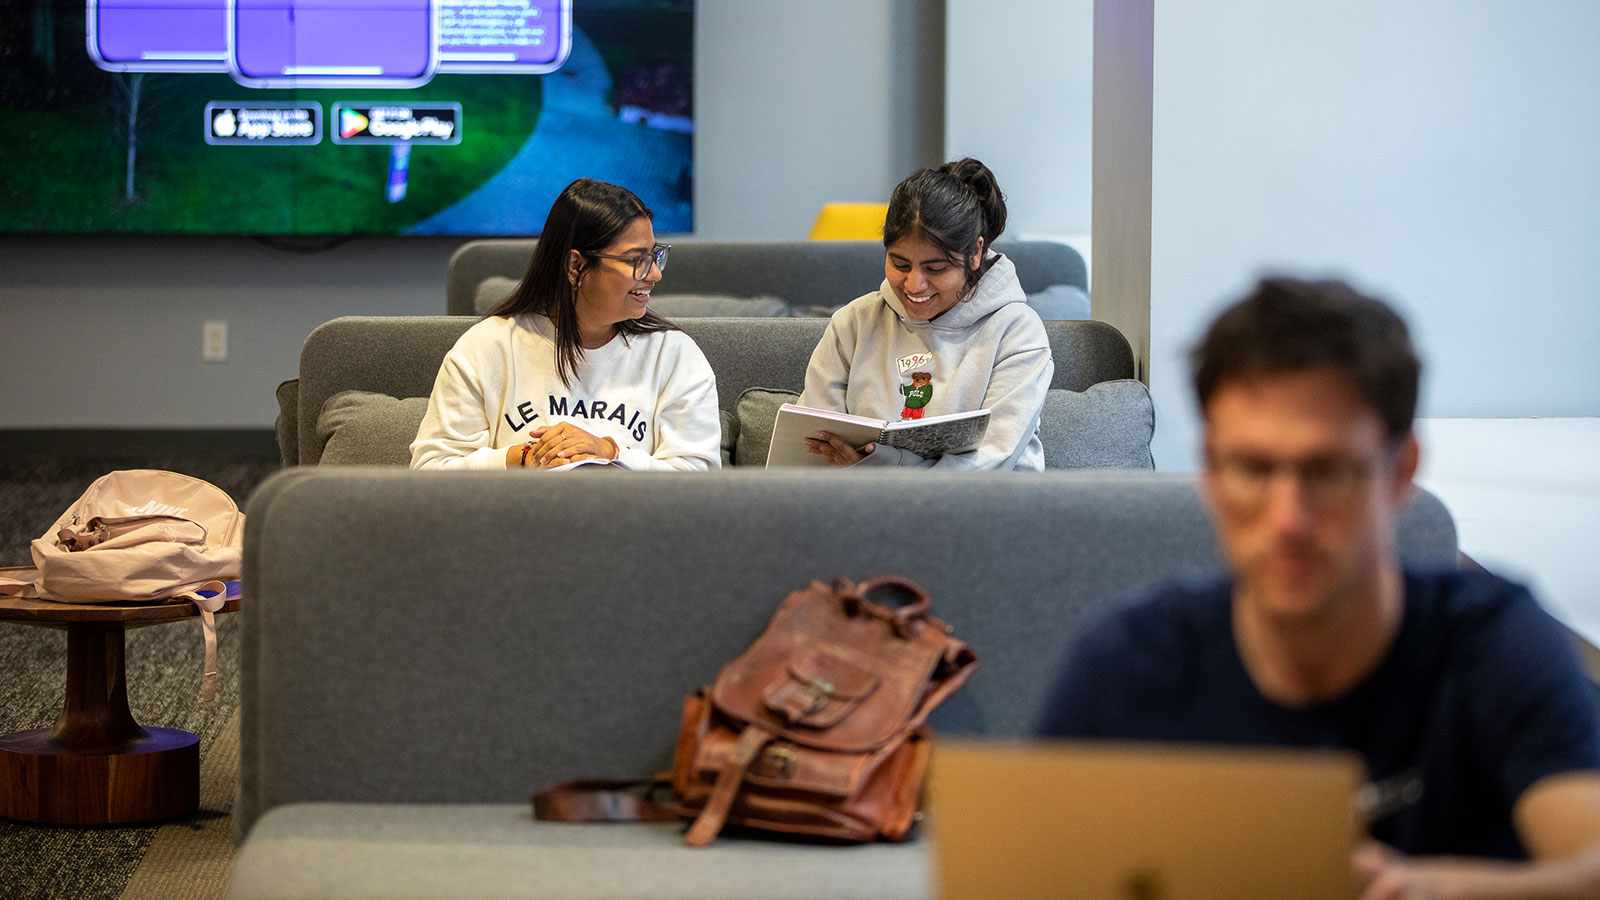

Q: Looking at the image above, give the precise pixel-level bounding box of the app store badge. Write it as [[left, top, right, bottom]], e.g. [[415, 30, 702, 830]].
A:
[[205, 103, 322, 145]]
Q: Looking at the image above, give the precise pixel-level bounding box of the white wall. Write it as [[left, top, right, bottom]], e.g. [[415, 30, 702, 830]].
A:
[[0, 236, 455, 428], [1144, 0, 1600, 469], [0, 0, 944, 429], [696, 0, 944, 239], [944, 0, 1093, 240]]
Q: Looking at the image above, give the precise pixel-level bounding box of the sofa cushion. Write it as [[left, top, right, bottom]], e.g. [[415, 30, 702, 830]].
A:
[[1039, 380, 1155, 469], [317, 390, 429, 466], [719, 409, 737, 468], [230, 804, 929, 900], [789, 304, 845, 318], [476, 275, 794, 319], [275, 378, 301, 466], [651, 293, 792, 318], [1026, 284, 1092, 320], [475, 276, 520, 315], [734, 387, 798, 466]]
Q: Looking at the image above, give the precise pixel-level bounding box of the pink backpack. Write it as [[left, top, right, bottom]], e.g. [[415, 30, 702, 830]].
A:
[[0, 470, 245, 699]]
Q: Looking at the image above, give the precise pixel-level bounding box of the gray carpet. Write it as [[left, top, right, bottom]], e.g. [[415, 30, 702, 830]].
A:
[[0, 455, 274, 900]]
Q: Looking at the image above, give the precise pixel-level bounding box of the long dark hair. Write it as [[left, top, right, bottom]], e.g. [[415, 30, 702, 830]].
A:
[[881, 157, 1008, 292], [487, 178, 678, 387]]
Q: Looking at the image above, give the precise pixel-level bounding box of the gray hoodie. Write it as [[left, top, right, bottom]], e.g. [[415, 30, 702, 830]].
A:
[[799, 252, 1053, 470]]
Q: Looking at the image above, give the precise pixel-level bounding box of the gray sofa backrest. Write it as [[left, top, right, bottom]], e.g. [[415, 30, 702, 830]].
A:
[[236, 467, 1458, 838], [284, 316, 1135, 466], [447, 239, 1089, 316]]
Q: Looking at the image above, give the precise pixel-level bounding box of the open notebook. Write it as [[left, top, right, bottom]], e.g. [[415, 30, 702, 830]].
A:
[[765, 403, 989, 467], [928, 740, 1364, 900]]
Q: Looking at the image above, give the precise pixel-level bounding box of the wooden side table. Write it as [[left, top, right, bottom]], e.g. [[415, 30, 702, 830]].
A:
[[0, 572, 240, 825]]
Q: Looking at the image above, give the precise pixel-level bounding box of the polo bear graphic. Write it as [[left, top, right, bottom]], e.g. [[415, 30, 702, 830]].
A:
[[900, 372, 933, 420]]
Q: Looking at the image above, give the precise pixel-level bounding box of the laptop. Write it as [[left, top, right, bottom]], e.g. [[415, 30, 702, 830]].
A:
[[928, 740, 1365, 900]]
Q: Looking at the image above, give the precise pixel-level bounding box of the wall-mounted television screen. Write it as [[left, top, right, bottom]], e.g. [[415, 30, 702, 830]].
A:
[[0, 0, 693, 235]]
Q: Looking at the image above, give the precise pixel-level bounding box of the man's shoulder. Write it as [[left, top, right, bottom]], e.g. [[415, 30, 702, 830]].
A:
[[1399, 567, 1600, 831], [1402, 566, 1548, 643], [1399, 565, 1591, 707], [1405, 565, 1532, 603], [1115, 575, 1233, 620], [1076, 577, 1234, 662], [1036, 576, 1235, 738]]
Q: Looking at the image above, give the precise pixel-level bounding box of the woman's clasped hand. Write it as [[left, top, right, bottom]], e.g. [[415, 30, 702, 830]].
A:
[[509, 422, 619, 468]]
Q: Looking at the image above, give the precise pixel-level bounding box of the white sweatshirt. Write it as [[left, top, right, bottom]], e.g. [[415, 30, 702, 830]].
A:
[[799, 252, 1053, 470], [410, 313, 721, 471]]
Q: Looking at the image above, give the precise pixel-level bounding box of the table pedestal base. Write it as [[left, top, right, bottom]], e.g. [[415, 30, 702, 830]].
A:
[[0, 726, 199, 824], [0, 618, 203, 825]]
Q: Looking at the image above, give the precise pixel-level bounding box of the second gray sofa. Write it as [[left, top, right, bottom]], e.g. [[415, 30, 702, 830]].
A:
[[277, 316, 1150, 469]]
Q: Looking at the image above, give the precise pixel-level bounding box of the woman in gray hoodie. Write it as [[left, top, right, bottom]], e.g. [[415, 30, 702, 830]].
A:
[[797, 158, 1054, 469]]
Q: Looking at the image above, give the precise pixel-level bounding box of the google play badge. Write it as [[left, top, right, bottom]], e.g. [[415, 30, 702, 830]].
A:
[[340, 109, 370, 139]]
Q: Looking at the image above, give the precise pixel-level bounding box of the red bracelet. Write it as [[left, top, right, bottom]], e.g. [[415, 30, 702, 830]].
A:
[[518, 440, 536, 467]]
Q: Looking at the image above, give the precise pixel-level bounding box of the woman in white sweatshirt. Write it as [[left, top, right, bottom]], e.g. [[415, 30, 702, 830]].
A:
[[798, 159, 1054, 469], [410, 179, 721, 471]]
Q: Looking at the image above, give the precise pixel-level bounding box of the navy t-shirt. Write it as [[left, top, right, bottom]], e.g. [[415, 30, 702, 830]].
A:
[[1035, 569, 1600, 858]]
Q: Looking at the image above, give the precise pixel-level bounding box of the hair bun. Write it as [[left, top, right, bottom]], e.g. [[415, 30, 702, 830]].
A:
[[939, 157, 1007, 245]]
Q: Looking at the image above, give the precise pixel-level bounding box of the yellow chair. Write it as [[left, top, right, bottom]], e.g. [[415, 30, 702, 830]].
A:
[[807, 202, 889, 240]]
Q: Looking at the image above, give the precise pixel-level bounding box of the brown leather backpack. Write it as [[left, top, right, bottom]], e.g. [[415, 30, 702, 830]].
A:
[[534, 576, 978, 846]]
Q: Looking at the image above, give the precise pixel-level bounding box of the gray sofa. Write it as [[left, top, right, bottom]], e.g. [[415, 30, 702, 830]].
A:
[[228, 467, 1460, 900], [448, 239, 1092, 318], [276, 315, 1151, 469]]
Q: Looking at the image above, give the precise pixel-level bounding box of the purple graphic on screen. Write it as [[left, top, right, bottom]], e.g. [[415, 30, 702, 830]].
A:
[[437, 0, 570, 73], [232, 0, 437, 87], [89, 0, 229, 72], [387, 144, 411, 203]]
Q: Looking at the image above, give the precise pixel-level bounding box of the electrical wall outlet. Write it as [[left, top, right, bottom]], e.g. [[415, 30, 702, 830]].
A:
[[203, 320, 228, 363]]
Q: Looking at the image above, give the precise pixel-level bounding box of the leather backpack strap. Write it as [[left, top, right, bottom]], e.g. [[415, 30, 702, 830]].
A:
[[683, 725, 771, 847], [532, 777, 681, 823], [905, 640, 980, 729], [838, 576, 931, 638]]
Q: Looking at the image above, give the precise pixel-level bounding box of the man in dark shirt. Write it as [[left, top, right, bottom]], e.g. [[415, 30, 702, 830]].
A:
[[1036, 278, 1600, 899]]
